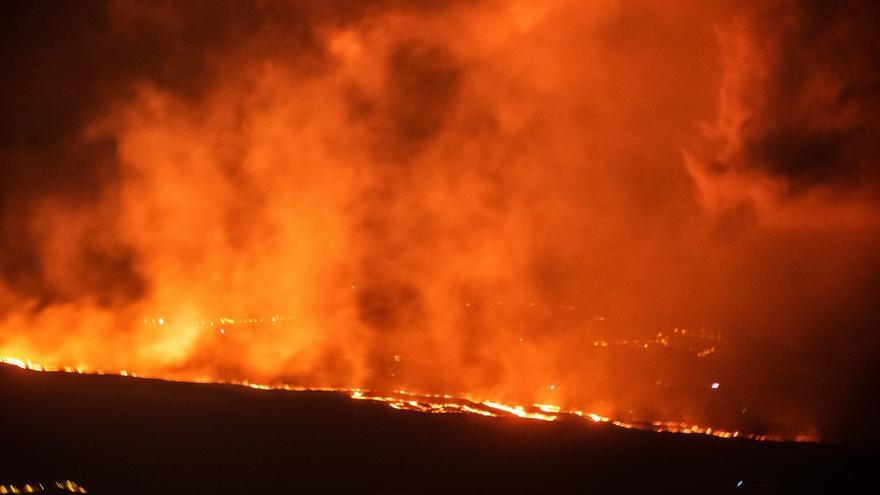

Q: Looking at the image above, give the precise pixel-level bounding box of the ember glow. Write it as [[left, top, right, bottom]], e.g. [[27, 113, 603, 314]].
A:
[[2, 0, 880, 443]]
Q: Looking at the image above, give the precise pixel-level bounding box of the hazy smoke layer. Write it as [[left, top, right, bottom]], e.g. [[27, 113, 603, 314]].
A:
[[1, 0, 878, 440]]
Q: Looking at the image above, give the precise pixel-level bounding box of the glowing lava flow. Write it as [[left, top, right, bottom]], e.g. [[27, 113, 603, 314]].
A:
[[0, 480, 87, 494], [349, 390, 559, 421], [1, 356, 805, 442]]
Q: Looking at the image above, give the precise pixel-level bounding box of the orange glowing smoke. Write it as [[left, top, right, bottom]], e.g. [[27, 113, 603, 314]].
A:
[[1, 0, 879, 442]]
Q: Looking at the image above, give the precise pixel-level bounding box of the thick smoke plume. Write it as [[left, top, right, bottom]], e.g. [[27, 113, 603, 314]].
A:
[[2, 0, 879, 440]]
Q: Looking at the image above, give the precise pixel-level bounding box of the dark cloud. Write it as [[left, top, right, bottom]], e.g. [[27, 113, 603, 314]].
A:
[[0, 1, 110, 148], [382, 41, 462, 158], [719, 0, 880, 195], [357, 281, 424, 331], [0, 136, 140, 307], [345, 40, 462, 162]]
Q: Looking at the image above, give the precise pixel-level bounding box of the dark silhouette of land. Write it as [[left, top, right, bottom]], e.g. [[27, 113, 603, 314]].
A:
[[0, 364, 870, 494]]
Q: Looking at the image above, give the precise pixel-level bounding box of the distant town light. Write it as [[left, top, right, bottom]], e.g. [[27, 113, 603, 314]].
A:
[[711, 382, 720, 389]]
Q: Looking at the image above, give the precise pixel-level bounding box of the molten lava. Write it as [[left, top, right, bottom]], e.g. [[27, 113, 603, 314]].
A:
[[1, 355, 803, 443]]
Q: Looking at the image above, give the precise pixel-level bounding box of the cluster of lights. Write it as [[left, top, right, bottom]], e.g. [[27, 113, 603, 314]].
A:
[[592, 328, 722, 357], [143, 315, 297, 328], [696, 347, 717, 357], [462, 300, 577, 311], [141, 314, 721, 359]]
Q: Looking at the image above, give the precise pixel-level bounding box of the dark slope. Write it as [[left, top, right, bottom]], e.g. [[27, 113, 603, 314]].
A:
[[0, 364, 870, 494]]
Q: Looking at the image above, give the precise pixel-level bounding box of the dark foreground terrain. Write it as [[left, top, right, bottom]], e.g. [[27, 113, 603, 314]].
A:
[[0, 364, 871, 494]]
